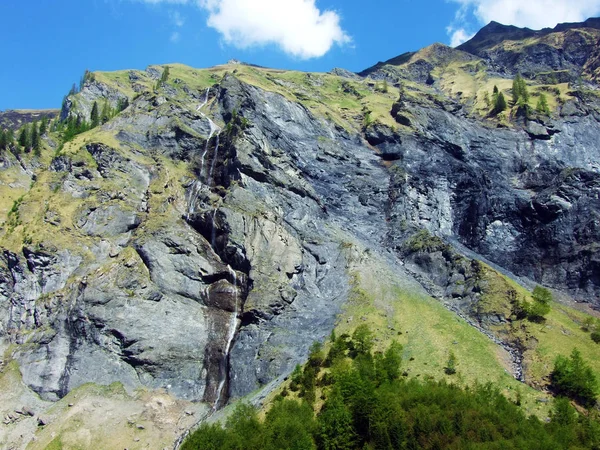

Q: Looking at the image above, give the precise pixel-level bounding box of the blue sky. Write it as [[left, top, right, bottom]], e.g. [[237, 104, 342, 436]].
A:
[[2, 0, 600, 110]]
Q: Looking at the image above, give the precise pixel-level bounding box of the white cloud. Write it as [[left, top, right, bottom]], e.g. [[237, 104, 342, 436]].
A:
[[198, 0, 350, 59], [449, 0, 600, 30], [447, 27, 475, 47], [132, 0, 350, 58], [170, 31, 181, 42]]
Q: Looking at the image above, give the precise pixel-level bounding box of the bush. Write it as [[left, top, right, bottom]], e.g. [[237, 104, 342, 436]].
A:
[[524, 285, 552, 322], [551, 348, 598, 407], [591, 332, 600, 344], [444, 351, 457, 375]]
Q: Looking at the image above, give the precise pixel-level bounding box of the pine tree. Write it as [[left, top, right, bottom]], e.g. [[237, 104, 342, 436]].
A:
[[90, 101, 100, 128], [161, 66, 170, 83], [317, 387, 357, 450], [512, 74, 530, 106], [491, 85, 499, 109], [551, 348, 598, 406], [39, 116, 48, 135], [5, 129, 14, 149], [100, 101, 111, 124], [445, 350, 457, 375], [512, 74, 523, 105], [536, 94, 550, 115], [31, 121, 41, 156], [0, 129, 7, 150], [18, 125, 31, 150], [493, 92, 507, 115]]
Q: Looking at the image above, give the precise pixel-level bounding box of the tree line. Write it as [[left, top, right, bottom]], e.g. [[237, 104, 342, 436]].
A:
[[58, 98, 128, 143], [1, 116, 50, 156], [183, 324, 600, 450], [484, 74, 550, 116]]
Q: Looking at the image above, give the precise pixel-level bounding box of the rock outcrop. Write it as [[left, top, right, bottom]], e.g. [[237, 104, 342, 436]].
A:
[[1, 20, 600, 447]]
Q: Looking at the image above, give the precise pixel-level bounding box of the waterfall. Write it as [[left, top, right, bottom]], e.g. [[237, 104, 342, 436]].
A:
[[213, 265, 239, 410], [196, 88, 209, 111], [200, 120, 220, 180], [195, 87, 221, 181], [207, 133, 220, 186], [187, 88, 222, 219], [186, 180, 203, 220]]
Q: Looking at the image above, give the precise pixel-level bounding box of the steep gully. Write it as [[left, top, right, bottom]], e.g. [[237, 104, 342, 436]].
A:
[[191, 89, 237, 412], [174, 91, 240, 449]]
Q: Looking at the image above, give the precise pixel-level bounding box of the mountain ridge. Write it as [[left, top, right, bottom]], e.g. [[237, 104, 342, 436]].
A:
[[1, 17, 600, 449]]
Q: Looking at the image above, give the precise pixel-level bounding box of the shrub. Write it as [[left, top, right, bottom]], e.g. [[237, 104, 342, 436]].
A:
[[525, 285, 552, 322], [444, 351, 457, 375], [551, 348, 598, 407]]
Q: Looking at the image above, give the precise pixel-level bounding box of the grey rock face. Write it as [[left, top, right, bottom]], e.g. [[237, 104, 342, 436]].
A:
[[2, 43, 600, 416], [381, 97, 600, 302]]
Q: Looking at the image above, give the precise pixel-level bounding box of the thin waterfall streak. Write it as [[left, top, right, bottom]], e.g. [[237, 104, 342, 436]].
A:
[[199, 128, 215, 180], [207, 133, 220, 186], [186, 180, 202, 220], [214, 265, 239, 410], [196, 88, 209, 111]]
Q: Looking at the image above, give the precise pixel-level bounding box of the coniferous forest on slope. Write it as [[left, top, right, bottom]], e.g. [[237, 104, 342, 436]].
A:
[[183, 326, 600, 450]]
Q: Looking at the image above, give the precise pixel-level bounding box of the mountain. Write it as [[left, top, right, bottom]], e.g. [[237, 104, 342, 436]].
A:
[[1, 19, 600, 449], [0, 109, 59, 131]]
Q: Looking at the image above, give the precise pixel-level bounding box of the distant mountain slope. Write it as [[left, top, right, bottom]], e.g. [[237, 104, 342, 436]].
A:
[[458, 17, 600, 55], [0, 109, 59, 131]]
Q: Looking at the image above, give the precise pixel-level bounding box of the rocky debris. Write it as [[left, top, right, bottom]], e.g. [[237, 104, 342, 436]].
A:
[[37, 416, 48, 426], [525, 121, 551, 140]]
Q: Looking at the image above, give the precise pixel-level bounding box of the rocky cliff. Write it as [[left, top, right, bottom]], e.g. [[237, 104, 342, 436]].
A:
[[1, 19, 600, 449]]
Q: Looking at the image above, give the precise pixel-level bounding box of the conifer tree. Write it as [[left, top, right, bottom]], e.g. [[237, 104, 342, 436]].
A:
[[512, 74, 530, 106], [493, 91, 507, 114], [5, 129, 14, 149], [492, 85, 499, 108], [445, 350, 457, 375], [31, 121, 41, 156], [18, 125, 31, 150], [90, 101, 100, 128], [39, 116, 48, 135], [100, 101, 111, 124], [161, 66, 170, 83], [512, 74, 522, 104], [551, 348, 598, 406], [0, 129, 7, 150], [536, 93, 550, 115]]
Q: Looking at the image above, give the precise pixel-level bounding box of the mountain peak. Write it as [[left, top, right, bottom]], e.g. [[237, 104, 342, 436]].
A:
[[458, 17, 600, 56]]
